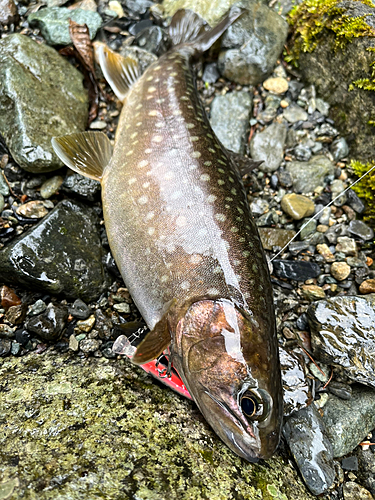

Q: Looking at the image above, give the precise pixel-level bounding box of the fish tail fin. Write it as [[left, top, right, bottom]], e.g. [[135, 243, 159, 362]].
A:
[[51, 131, 112, 182], [168, 6, 245, 55], [94, 42, 141, 102]]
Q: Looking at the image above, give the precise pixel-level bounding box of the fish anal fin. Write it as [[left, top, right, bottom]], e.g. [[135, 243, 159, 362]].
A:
[[132, 322, 172, 365], [51, 132, 112, 181], [96, 42, 140, 102]]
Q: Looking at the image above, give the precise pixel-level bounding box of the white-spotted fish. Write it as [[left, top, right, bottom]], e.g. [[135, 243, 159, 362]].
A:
[[52, 8, 283, 461]]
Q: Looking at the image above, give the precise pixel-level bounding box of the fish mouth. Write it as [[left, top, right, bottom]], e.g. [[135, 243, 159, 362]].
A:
[[200, 390, 262, 462]]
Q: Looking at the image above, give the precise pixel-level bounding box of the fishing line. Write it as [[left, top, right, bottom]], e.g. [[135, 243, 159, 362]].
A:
[[269, 163, 375, 262]]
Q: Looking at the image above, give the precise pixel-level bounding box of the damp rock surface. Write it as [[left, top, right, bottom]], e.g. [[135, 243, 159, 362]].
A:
[[0, 200, 109, 302], [285, 156, 335, 194], [308, 294, 375, 388], [0, 350, 315, 500], [0, 34, 88, 173]]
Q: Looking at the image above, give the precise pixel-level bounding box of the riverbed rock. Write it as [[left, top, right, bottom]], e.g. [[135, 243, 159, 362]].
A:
[[280, 347, 312, 417], [0, 0, 18, 25], [163, 0, 239, 26], [28, 7, 102, 46], [289, 0, 375, 161], [210, 91, 252, 154], [0, 200, 109, 302], [0, 350, 316, 500], [308, 294, 375, 388], [281, 193, 315, 220], [283, 404, 336, 495], [250, 122, 287, 172], [322, 386, 375, 457], [25, 303, 68, 341], [285, 156, 335, 194], [0, 34, 88, 173], [218, 0, 288, 84], [258, 227, 296, 250]]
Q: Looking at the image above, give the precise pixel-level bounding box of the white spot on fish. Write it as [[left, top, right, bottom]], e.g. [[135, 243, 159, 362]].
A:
[[207, 195, 217, 203], [239, 237, 246, 243], [180, 96, 189, 101], [218, 168, 225, 174], [164, 171, 175, 180], [233, 260, 241, 266], [181, 281, 191, 290], [186, 123, 195, 129], [138, 196, 148, 205], [128, 178, 137, 185], [145, 211, 154, 220], [192, 151, 201, 158], [146, 76, 153, 81], [243, 251, 250, 257], [138, 160, 149, 168], [191, 136, 199, 142], [218, 180, 225, 186], [130, 132, 138, 139], [152, 135, 163, 143], [231, 227, 239, 233], [173, 110, 182, 116], [170, 72, 178, 76], [237, 207, 244, 214], [207, 288, 219, 295], [215, 214, 226, 222], [176, 216, 187, 227], [229, 177, 234, 183], [126, 150, 133, 156], [208, 148, 215, 153], [148, 86, 156, 93], [161, 275, 169, 283], [200, 174, 210, 182], [190, 254, 202, 264], [149, 110, 159, 116], [136, 103, 142, 109], [231, 188, 237, 195], [155, 122, 165, 128], [145, 148, 152, 154], [142, 182, 150, 189], [213, 266, 222, 274], [148, 227, 155, 236], [204, 161, 212, 166]]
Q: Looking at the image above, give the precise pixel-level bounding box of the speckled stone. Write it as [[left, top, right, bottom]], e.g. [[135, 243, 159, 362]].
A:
[[301, 285, 326, 300], [283, 103, 308, 123], [250, 122, 287, 173], [343, 482, 373, 500], [40, 175, 64, 199], [330, 262, 350, 281], [335, 237, 357, 256], [316, 244, 335, 262], [263, 77, 289, 94], [16, 200, 49, 219], [286, 156, 335, 194], [359, 279, 375, 294]]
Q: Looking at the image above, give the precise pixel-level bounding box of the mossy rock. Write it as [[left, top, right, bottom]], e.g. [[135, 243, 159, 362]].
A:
[[0, 350, 316, 500], [287, 0, 375, 162]]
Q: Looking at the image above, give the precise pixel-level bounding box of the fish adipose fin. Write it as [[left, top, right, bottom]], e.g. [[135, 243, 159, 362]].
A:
[[52, 131, 112, 181], [97, 44, 140, 102], [169, 6, 245, 54]]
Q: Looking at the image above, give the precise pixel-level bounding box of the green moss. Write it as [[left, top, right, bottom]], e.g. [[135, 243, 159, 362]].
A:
[[286, 0, 375, 64], [351, 159, 375, 220]]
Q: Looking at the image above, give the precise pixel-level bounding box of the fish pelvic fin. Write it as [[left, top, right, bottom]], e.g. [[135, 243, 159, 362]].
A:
[[51, 131, 112, 182], [97, 43, 140, 102], [169, 6, 245, 54], [131, 320, 172, 365]]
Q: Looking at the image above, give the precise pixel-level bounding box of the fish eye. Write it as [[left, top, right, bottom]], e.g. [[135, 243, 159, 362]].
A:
[[240, 391, 261, 418], [240, 389, 272, 422]]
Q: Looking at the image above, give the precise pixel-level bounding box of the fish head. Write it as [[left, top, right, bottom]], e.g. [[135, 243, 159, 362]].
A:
[[174, 299, 282, 461]]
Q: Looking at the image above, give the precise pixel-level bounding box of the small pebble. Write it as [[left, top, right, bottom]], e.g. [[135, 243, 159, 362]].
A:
[[69, 299, 91, 320], [113, 303, 131, 314], [317, 224, 328, 233], [10, 341, 21, 356], [80, 338, 100, 353], [348, 220, 374, 241], [359, 279, 375, 294], [281, 194, 315, 220], [16, 200, 49, 219], [316, 243, 335, 262], [330, 262, 351, 281], [40, 175, 64, 199], [27, 299, 47, 317], [89, 120, 107, 130], [69, 334, 79, 351], [0, 193, 4, 213], [0, 324, 16, 339], [263, 77, 289, 94], [5, 304, 26, 325], [336, 237, 357, 256], [0, 338, 12, 357], [343, 481, 373, 500], [283, 104, 308, 123], [301, 285, 326, 300], [1, 285, 21, 310], [76, 314, 96, 333], [328, 381, 352, 400]]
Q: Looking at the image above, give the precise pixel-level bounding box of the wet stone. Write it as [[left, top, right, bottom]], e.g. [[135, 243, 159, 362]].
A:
[[0, 171, 9, 196], [330, 262, 351, 281], [28, 7, 102, 46], [80, 338, 100, 353], [0, 324, 15, 339], [69, 334, 79, 351], [0, 34, 88, 173], [328, 381, 352, 400], [0, 0, 18, 25], [348, 220, 374, 241], [322, 386, 375, 458], [278, 170, 293, 188], [347, 189, 365, 214], [134, 26, 168, 56], [69, 298, 91, 320], [341, 456, 358, 471], [0, 338, 12, 356], [300, 219, 317, 240], [250, 122, 287, 173], [283, 104, 308, 123], [336, 237, 357, 256], [76, 314, 95, 333], [27, 300, 47, 317], [210, 91, 252, 154], [281, 193, 315, 220], [280, 347, 312, 417], [331, 137, 349, 161], [324, 224, 349, 244], [257, 95, 281, 123], [10, 341, 21, 356], [358, 450, 375, 497], [5, 304, 26, 325], [218, 0, 288, 85], [0, 193, 4, 213], [301, 285, 326, 300], [16, 200, 49, 219], [202, 63, 220, 83], [119, 45, 157, 74], [343, 482, 373, 500], [273, 260, 321, 281], [40, 175, 64, 199], [101, 341, 116, 359], [0, 200, 109, 302], [1, 285, 21, 310], [258, 227, 296, 251], [113, 303, 131, 314], [316, 243, 335, 262], [26, 303, 68, 341], [62, 173, 101, 201], [283, 404, 335, 495], [286, 156, 335, 194], [250, 198, 269, 216], [308, 294, 375, 388], [331, 179, 347, 207], [359, 279, 375, 294], [294, 145, 312, 162]]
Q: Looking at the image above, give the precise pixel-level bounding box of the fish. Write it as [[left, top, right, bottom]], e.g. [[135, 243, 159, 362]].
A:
[[52, 7, 283, 462]]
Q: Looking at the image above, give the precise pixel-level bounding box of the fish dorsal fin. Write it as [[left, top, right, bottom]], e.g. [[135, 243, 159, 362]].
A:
[[97, 44, 140, 102], [168, 9, 208, 46], [51, 132, 112, 181], [131, 319, 172, 365]]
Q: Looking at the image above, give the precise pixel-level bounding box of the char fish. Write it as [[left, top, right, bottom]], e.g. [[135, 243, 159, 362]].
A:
[[52, 8, 283, 461]]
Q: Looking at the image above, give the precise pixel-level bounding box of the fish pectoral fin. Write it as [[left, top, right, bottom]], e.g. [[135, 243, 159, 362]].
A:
[[131, 322, 172, 365], [229, 152, 264, 177], [96, 43, 140, 102], [51, 132, 112, 181]]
